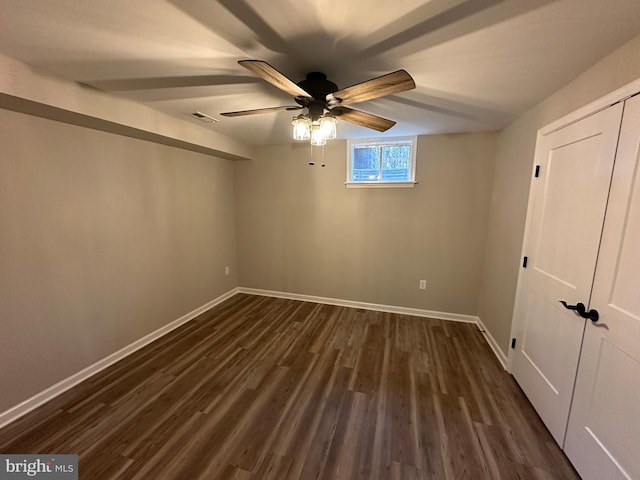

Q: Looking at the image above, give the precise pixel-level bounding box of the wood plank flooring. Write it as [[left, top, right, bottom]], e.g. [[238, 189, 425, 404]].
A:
[[0, 294, 580, 479]]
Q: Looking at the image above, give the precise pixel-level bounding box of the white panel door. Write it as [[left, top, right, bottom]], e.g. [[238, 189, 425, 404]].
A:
[[511, 103, 623, 445], [564, 94, 640, 480]]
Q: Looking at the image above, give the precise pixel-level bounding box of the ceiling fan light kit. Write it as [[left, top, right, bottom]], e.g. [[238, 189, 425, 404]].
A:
[[292, 114, 337, 145], [221, 60, 416, 147]]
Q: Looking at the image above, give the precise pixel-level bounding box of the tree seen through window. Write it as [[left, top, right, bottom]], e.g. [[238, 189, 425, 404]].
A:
[[352, 144, 411, 181]]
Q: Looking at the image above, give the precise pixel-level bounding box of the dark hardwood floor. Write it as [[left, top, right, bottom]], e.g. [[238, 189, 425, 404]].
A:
[[0, 294, 579, 479]]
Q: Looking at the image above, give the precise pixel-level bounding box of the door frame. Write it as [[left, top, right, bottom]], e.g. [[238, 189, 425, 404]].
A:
[[507, 76, 640, 372]]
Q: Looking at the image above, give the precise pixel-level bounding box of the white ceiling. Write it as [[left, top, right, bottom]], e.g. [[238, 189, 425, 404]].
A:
[[1, 0, 639, 146]]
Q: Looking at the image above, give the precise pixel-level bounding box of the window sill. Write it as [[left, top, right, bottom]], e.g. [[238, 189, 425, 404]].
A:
[[345, 181, 417, 189]]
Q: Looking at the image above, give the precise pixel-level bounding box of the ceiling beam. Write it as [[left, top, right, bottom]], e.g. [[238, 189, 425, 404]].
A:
[[0, 53, 253, 161]]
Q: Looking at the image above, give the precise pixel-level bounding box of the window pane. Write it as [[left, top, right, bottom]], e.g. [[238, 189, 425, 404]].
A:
[[352, 146, 381, 181], [347, 137, 416, 186], [381, 145, 410, 181]]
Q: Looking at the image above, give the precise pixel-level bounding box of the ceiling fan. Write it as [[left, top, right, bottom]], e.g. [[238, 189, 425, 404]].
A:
[[220, 60, 416, 142]]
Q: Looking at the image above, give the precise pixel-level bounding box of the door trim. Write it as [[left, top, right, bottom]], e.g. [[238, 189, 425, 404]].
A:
[[541, 78, 640, 136]]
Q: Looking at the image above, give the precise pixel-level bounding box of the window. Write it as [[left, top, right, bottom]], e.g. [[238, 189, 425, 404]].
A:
[[346, 136, 417, 188]]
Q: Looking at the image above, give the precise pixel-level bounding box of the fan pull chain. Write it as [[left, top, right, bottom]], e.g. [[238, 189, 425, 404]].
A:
[[308, 145, 326, 167]]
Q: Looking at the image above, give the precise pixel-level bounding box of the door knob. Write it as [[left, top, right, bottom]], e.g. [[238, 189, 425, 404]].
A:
[[559, 300, 586, 316], [583, 308, 599, 322]]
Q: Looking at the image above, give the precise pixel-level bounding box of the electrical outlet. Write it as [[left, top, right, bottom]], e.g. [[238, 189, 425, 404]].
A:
[[419, 280, 427, 290], [225, 266, 230, 276]]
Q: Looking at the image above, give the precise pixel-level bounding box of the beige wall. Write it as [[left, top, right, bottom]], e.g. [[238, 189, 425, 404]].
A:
[[235, 133, 497, 315], [479, 33, 640, 355], [0, 109, 238, 413]]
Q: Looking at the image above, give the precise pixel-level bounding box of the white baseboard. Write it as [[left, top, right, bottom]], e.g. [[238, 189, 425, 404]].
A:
[[237, 287, 479, 323], [0, 287, 239, 429], [238, 288, 509, 369], [477, 317, 509, 371]]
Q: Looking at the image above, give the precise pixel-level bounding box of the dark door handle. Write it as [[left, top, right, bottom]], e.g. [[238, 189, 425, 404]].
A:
[[584, 309, 599, 322], [559, 300, 600, 322], [559, 300, 586, 316]]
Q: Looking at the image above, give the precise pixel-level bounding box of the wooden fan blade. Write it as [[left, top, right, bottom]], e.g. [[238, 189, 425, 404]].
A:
[[327, 70, 415, 106], [220, 106, 302, 117], [332, 107, 396, 132], [238, 60, 312, 99]]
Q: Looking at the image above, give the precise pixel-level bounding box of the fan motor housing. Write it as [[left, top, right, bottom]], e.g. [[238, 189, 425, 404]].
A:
[[296, 72, 338, 100], [295, 72, 338, 120]]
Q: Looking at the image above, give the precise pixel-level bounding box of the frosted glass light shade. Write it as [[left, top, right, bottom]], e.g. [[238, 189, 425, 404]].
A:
[[292, 115, 311, 140], [310, 124, 327, 146], [319, 116, 337, 139]]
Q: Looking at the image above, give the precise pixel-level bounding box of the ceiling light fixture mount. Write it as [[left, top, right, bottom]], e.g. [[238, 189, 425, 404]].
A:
[[289, 72, 339, 146]]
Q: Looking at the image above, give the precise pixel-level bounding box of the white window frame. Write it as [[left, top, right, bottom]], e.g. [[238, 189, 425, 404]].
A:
[[345, 136, 418, 188]]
